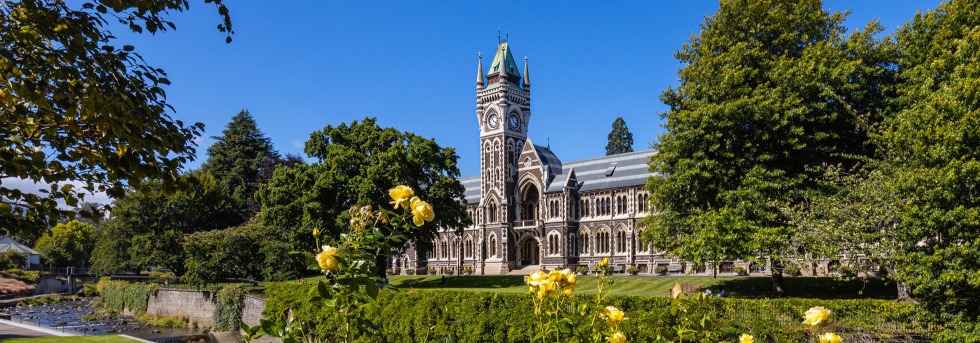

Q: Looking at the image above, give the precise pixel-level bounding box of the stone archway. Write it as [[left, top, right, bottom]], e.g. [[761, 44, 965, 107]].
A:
[[518, 237, 541, 266]]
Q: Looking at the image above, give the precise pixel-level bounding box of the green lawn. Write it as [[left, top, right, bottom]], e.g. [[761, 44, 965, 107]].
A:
[[383, 275, 898, 299], [5, 335, 140, 343]]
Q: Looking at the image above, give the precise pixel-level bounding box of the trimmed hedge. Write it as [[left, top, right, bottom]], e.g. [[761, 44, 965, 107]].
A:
[[263, 283, 929, 343]]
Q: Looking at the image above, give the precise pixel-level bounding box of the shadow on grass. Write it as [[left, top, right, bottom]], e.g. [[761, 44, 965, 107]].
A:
[[392, 275, 525, 290], [710, 277, 898, 299]]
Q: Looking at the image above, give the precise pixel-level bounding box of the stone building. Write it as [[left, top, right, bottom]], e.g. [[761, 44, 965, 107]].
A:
[[397, 40, 755, 276]]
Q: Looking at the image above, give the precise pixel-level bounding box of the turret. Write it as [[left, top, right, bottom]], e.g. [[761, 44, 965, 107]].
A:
[[477, 52, 485, 89]]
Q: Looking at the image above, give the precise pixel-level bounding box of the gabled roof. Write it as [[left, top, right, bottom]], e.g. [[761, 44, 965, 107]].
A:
[[0, 237, 40, 255]]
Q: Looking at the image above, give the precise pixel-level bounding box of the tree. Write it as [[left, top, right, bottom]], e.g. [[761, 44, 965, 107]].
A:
[[182, 220, 265, 286], [34, 220, 95, 267], [881, 0, 980, 339], [89, 171, 241, 275], [257, 117, 469, 277], [605, 117, 634, 155], [641, 0, 893, 296], [201, 110, 278, 215], [0, 0, 232, 237]]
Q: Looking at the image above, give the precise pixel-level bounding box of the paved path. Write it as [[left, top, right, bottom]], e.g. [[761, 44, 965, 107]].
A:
[[0, 318, 76, 340]]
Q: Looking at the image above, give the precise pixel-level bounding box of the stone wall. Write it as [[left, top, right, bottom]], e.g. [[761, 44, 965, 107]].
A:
[[145, 289, 268, 330], [146, 289, 218, 326]]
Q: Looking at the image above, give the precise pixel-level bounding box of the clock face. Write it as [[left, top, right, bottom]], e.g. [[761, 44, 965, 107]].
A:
[[488, 114, 499, 129], [508, 114, 520, 130]]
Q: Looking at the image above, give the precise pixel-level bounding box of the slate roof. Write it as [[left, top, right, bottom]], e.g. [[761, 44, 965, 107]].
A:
[[548, 149, 656, 192], [458, 149, 656, 205]]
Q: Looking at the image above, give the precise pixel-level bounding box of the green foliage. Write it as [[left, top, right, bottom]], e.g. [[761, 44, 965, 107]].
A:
[[257, 117, 469, 274], [261, 285, 926, 343], [641, 0, 895, 296], [259, 239, 304, 282], [90, 171, 242, 275], [136, 313, 189, 328], [213, 284, 248, 331], [3, 269, 40, 284], [99, 280, 157, 315], [200, 110, 279, 215], [0, 252, 27, 270], [20, 294, 62, 306], [605, 117, 634, 155], [183, 221, 264, 286], [0, 0, 232, 237], [34, 220, 95, 267]]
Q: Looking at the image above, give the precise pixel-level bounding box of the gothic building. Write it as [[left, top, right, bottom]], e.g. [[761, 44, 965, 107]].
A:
[[398, 40, 726, 275]]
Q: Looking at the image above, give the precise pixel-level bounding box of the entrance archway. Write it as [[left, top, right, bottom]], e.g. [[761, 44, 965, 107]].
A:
[[518, 238, 541, 266]]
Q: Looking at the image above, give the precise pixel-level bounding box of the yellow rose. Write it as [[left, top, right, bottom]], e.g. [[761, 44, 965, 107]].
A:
[[411, 197, 435, 226], [607, 331, 626, 343], [549, 269, 564, 283], [802, 306, 831, 327], [567, 273, 578, 285], [739, 333, 754, 343], [563, 286, 574, 296], [312, 228, 320, 237], [526, 270, 548, 286], [818, 333, 842, 343], [316, 245, 340, 271], [598, 257, 609, 268], [388, 185, 414, 209], [536, 281, 556, 299], [603, 306, 626, 326]]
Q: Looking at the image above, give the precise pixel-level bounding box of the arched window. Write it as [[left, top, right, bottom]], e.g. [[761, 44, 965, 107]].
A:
[[488, 234, 497, 258], [464, 236, 473, 258], [638, 193, 648, 213], [581, 232, 590, 254], [487, 199, 498, 223], [548, 233, 559, 255], [617, 231, 627, 253]]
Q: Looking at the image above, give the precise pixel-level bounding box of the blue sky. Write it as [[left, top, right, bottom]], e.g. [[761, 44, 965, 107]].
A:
[[116, 1, 939, 178]]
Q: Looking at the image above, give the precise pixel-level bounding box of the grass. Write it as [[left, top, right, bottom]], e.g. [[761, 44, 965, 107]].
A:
[[381, 275, 898, 299], [4, 335, 141, 343]]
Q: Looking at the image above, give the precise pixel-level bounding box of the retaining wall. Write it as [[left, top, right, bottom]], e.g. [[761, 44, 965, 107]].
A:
[[146, 289, 267, 328]]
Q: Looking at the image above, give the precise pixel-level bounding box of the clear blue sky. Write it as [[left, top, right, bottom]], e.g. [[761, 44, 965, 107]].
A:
[[117, 1, 939, 178]]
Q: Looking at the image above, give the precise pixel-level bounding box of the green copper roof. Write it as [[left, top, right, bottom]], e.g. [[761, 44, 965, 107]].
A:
[[487, 41, 522, 79]]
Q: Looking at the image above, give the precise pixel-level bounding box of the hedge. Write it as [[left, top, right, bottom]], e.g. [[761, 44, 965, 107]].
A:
[[262, 283, 930, 343], [213, 284, 248, 331]]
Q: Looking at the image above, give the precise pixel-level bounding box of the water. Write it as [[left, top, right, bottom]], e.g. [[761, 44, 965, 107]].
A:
[[6, 298, 206, 341]]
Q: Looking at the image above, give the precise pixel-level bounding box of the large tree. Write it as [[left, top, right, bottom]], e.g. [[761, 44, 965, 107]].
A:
[[882, 0, 980, 339], [257, 117, 469, 277], [0, 0, 232, 237], [605, 117, 634, 155], [641, 0, 893, 296], [89, 170, 241, 275], [201, 109, 278, 215], [34, 219, 95, 268]]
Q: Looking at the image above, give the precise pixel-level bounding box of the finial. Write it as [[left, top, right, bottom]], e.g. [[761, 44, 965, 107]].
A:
[[477, 52, 485, 87], [523, 56, 531, 88], [497, 29, 501, 44]]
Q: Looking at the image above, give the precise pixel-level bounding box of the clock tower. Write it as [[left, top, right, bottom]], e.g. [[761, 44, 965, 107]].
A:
[[476, 39, 531, 267]]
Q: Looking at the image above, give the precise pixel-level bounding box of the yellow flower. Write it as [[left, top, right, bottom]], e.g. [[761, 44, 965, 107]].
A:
[[528, 286, 534, 294], [818, 332, 842, 343], [549, 269, 564, 283], [607, 331, 626, 343], [567, 272, 578, 285], [312, 228, 320, 237], [598, 257, 609, 269], [526, 270, 548, 286], [410, 197, 435, 226], [602, 306, 626, 326], [563, 286, 574, 296], [536, 281, 556, 299], [802, 306, 832, 327], [388, 185, 414, 209], [316, 245, 340, 271], [739, 333, 754, 343]]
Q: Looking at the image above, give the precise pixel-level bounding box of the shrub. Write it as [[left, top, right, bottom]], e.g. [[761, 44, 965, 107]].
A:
[[575, 266, 589, 275], [82, 283, 99, 297], [260, 240, 304, 281], [783, 264, 801, 277], [626, 265, 640, 275], [4, 269, 40, 284], [735, 266, 748, 276], [837, 264, 856, 278], [137, 313, 188, 328], [21, 294, 62, 306], [0, 252, 27, 270], [183, 225, 261, 286], [427, 267, 437, 275], [655, 266, 668, 275], [262, 285, 927, 343], [405, 269, 415, 275], [213, 284, 248, 331]]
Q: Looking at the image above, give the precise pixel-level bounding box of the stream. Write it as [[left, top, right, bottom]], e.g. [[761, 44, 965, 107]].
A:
[[5, 298, 207, 341]]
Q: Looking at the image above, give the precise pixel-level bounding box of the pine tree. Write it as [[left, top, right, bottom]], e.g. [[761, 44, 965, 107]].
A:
[[605, 117, 634, 155], [201, 110, 278, 215]]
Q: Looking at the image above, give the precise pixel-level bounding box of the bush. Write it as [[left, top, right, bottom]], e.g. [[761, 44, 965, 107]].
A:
[[262, 284, 927, 343], [183, 224, 262, 286], [260, 240, 304, 281], [655, 266, 668, 275], [136, 313, 188, 328], [837, 264, 856, 278], [782, 264, 801, 277], [405, 269, 415, 275], [575, 266, 589, 275], [735, 266, 748, 276], [4, 269, 40, 284], [0, 252, 27, 270], [213, 284, 248, 332]]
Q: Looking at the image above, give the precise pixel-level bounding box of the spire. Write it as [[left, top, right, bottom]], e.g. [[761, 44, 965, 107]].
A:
[[499, 45, 509, 78], [486, 40, 522, 86], [522, 56, 530, 89], [476, 52, 485, 88]]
